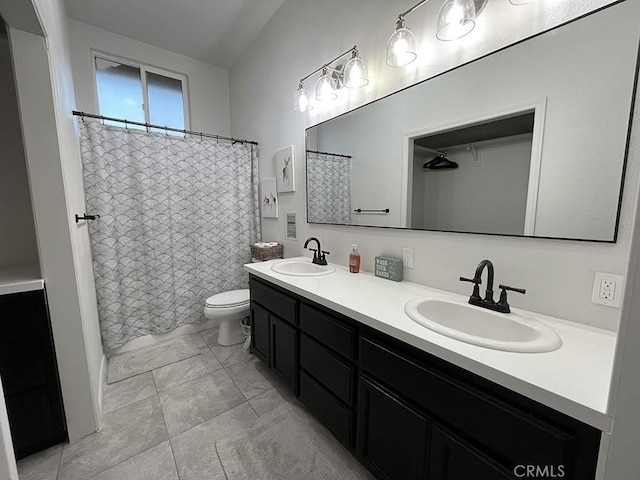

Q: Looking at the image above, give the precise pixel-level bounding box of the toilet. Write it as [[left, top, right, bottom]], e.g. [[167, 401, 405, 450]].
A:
[[203, 289, 250, 346]]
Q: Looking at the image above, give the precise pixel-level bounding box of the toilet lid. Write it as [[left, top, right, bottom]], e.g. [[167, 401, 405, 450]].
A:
[[205, 289, 250, 308]]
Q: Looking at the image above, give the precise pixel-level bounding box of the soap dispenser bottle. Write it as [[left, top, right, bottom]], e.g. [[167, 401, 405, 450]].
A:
[[349, 244, 361, 273]]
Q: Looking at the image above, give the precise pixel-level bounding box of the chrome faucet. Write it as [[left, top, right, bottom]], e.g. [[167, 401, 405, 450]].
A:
[[303, 237, 330, 266], [460, 260, 526, 313]]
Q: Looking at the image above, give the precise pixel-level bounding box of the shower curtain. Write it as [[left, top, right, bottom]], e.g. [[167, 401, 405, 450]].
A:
[[80, 120, 261, 349], [306, 151, 351, 224]]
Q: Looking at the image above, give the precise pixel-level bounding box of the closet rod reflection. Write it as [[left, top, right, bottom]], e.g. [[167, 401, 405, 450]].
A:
[[72, 110, 259, 145]]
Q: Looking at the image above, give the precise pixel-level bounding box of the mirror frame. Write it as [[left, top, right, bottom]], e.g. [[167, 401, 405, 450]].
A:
[[305, 2, 640, 244]]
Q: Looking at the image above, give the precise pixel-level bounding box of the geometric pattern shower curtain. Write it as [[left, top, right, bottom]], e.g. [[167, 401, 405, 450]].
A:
[[306, 151, 351, 224], [79, 120, 261, 349]]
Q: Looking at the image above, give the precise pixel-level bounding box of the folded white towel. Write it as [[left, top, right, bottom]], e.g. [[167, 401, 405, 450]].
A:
[[254, 242, 279, 248]]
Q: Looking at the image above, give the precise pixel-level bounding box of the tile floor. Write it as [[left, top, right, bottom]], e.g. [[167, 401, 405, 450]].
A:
[[16, 327, 373, 480]]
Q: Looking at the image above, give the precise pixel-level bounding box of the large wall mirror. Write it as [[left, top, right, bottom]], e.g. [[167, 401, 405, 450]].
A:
[[306, 1, 640, 242]]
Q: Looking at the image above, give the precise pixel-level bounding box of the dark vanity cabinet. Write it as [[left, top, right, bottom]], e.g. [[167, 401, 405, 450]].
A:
[[248, 276, 602, 480], [299, 303, 357, 449], [249, 278, 299, 392], [0, 289, 67, 459]]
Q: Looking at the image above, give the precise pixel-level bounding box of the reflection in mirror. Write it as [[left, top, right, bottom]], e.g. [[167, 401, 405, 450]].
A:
[[411, 110, 536, 235], [306, 1, 640, 242]]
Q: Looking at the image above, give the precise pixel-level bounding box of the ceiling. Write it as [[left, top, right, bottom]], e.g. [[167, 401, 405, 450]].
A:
[[64, 0, 285, 68]]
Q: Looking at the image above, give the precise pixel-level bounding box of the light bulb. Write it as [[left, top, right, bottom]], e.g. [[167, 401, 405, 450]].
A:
[[510, 0, 536, 4], [386, 18, 417, 67], [436, 0, 476, 41], [294, 83, 313, 112], [343, 50, 369, 88], [315, 68, 338, 102]]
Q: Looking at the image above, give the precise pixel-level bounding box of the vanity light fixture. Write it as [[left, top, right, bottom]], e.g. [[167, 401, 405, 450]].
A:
[[436, 0, 477, 41], [343, 47, 369, 88], [294, 82, 313, 112], [386, 16, 418, 67], [316, 68, 338, 102], [387, 0, 488, 66], [294, 45, 369, 112]]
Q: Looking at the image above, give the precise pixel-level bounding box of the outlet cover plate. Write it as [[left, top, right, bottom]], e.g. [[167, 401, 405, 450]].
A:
[[592, 272, 625, 308], [402, 248, 414, 269]]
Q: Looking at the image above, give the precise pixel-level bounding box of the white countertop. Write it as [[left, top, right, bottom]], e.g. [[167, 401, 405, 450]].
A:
[[0, 264, 44, 295], [245, 257, 616, 432]]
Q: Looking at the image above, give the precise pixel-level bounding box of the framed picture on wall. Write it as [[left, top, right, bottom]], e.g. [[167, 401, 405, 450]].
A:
[[260, 178, 279, 219], [275, 145, 295, 193]]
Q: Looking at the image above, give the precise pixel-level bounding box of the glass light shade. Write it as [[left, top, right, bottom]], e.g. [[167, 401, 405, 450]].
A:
[[315, 69, 338, 102], [294, 84, 313, 112], [436, 0, 476, 41], [343, 54, 369, 88], [386, 26, 417, 67]]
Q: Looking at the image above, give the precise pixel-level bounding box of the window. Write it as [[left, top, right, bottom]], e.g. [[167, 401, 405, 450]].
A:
[[94, 54, 188, 132]]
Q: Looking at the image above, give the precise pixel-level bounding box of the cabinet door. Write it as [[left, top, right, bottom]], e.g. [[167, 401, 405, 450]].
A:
[[429, 425, 512, 480], [250, 301, 270, 364], [0, 290, 66, 458], [270, 315, 298, 393], [358, 377, 430, 480]]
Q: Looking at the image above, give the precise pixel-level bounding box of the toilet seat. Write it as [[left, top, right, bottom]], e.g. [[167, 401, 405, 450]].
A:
[[205, 289, 250, 309]]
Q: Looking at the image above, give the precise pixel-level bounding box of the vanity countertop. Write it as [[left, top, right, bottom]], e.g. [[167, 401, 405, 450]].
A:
[[0, 264, 44, 295], [245, 257, 616, 432]]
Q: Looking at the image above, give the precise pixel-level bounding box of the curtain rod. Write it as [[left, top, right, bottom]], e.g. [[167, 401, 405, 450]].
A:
[[72, 111, 259, 146], [306, 149, 352, 159]]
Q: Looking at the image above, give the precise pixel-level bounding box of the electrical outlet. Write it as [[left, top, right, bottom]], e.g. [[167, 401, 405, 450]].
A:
[[402, 247, 414, 269], [600, 279, 615, 300], [592, 272, 624, 308]]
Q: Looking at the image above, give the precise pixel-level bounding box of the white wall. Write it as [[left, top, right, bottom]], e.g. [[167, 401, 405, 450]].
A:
[[229, 0, 635, 332], [0, 36, 39, 268], [8, 0, 104, 441], [68, 20, 230, 135]]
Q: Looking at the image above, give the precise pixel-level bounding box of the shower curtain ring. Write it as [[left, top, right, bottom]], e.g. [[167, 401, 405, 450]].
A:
[[165, 126, 169, 136], [81, 112, 85, 123], [124, 119, 128, 130]]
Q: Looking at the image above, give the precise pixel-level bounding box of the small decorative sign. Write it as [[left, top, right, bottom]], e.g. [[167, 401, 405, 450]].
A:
[[375, 256, 403, 282]]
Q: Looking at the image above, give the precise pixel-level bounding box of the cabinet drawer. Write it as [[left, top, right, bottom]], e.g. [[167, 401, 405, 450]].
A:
[[250, 278, 298, 325], [299, 371, 353, 448], [300, 334, 354, 405], [300, 303, 355, 360], [360, 336, 574, 471]]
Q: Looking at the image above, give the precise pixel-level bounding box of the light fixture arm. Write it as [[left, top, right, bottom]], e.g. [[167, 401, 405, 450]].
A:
[[398, 0, 434, 21], [299, 45, 358, 84]]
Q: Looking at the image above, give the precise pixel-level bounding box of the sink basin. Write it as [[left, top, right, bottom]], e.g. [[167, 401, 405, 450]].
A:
[[404, 298, 562, 353], [271, 259, 336, 277]]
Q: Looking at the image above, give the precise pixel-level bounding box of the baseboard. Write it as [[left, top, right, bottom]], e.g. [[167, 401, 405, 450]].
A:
[[96, 354, 106, 432]]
